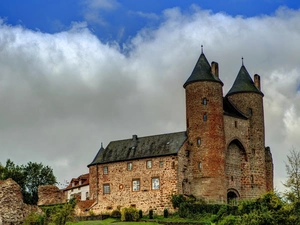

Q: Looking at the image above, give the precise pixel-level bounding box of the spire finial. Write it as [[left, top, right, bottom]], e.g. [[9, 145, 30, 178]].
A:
[[201, 45, 203, 54], [242, 57, 244, 66], [101, 142, 103, 148]]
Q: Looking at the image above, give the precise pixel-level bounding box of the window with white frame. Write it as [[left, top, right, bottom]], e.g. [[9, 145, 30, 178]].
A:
[[146, 160, 152, 169], [103, 166, 108, 174], [127, 162, 133, 170], [132, 179, 140, 191], [152, 177, 160, 190], [103, 184, 110, 194]]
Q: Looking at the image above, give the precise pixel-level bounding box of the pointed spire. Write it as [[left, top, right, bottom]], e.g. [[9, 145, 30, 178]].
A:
[[242, 57, 244, 66], [226, 63, 263, 97], [183, 50, 223, 88]]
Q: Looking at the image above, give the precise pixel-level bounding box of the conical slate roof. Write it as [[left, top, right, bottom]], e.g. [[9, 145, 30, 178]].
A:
[[183, 53, 223, 88], [226, 65, 263, 96]]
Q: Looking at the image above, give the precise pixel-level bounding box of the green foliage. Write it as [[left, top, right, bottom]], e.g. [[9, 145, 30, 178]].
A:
[[0, 159, 56, 205], [149, 209, 154, 219], [138, 209, 143, 219], [23, 212, 44, 225], [284, 148, 300, 202], [111, 209, 121, 218], [163, 208, 169, 218], [171, 194, 185, 209], [121, 207, 139, 221], [52, 198, 77, 225]]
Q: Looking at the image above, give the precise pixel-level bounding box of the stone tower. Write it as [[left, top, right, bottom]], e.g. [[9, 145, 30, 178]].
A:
[[183, 50, 227, 202], [226, 64, 267, 197]]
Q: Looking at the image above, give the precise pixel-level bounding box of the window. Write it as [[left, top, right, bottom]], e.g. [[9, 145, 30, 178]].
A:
[[203, 98, 207, 105], [127, 162, 133, 170], [152, 177, 160, 190], [132, 179, 140, 191], [250, 175, 254, 183], [203, 113, 207, 121], [248, 108, 252, 116], [103, 166, 108, 174], [199, 162, 202, 170], [197, 138, 201, 146], [234, 121, 237, 128], [86, 192, 89, 199], [103, 184, 110, 194], [159, 161, 164, 168], [146, 160, 152, 169], [231, 176, 234, 181]]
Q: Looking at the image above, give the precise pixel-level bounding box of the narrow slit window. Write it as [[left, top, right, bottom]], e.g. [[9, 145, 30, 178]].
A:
[[235, 121, 237, 128], [203, 113, 207, 121], [248, 108, 252, 116], [199, 162, 202, 170], [203, 98, 207, 105], [197, 138, 201, 146]]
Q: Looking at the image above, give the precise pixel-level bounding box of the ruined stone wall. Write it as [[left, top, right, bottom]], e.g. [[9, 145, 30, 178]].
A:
[[0, 178, 41, 224], [38, 185, 66, 206], [89, 155, 178, 214]]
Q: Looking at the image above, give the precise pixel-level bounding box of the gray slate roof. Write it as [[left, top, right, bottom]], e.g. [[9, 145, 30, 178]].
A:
[[183, 53, 223, 88], [88, 131, 187, 166], [226, 65, 263, 96], [223, 97, 248, 119]]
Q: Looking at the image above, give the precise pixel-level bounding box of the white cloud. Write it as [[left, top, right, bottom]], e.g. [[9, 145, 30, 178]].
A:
[[0, 6, 300, 191]]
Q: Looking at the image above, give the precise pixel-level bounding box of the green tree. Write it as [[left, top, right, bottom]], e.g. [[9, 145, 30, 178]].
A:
[[284, 148, 300, 202], [0, 159, 56, 205]]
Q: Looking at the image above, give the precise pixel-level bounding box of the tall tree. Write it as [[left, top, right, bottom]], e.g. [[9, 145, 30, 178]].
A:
[[0, 159, 57, 204], [284, 148, 300, 202]]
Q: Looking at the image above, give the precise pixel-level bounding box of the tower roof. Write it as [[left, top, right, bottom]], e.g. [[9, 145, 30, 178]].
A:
[[183, 52, 223, 88], [226, 65, 263, 97]]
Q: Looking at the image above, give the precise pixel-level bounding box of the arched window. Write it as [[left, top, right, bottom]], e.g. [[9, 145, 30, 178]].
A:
[[197, 138, 201, 146]]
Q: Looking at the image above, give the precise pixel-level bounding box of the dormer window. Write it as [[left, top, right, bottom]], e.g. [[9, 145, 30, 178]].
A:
[[203, 98, 207, 105]]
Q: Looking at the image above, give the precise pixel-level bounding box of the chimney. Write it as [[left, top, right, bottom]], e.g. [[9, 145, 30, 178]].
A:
[[254, 74, 261, 90], [211, 61, 219, 77], [132, 135, 138, 141]]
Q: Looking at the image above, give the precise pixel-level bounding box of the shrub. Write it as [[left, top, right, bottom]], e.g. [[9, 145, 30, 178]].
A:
[[171, 194, 185, 209], [121, 207, 139, 221], [111, 209, 121, 218], [23, 212, 44, 225], [163, 208, 169, 218], [138, 209, 143, 219], [149, 209, 154, 219]]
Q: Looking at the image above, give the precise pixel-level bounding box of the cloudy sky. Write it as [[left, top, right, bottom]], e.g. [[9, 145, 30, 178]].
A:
[[0, 0, 300, 191]]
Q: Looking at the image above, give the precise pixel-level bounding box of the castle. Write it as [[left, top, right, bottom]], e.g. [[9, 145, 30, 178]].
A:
[[88, 49, 273, 214]]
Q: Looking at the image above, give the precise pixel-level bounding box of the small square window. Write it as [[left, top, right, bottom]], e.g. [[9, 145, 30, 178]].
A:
[[146, 160, 152, 169], [103, 166, 108, 174], [127, 162, 133, 170], [159, 161, 164, 168], [103, 184, 110, 194], [152, 177, 160, 190], [132, 179, 140, 191]]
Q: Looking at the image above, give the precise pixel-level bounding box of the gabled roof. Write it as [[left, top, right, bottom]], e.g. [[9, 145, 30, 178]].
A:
[[88, 131, 187, 166], [183, 53, 223, 88], [223, 97, 248, 119], [226, 65, 263, 97], [64, 173, 89, 191]]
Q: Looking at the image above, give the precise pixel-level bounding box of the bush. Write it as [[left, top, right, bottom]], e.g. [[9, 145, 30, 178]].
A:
[[149, 209, 154, 219], [163, 208, 169, 218], [111, 209, 121, 218], [23, 212, 44, 225], [138, 210, 143, 219], [121, 207, 139, 221]]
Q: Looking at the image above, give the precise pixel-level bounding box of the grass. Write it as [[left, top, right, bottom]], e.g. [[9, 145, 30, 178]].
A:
[[65, 218, 160, 225]]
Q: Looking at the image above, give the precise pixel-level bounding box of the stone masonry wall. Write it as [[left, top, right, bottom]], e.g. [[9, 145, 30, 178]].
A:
[[38, 185, 66, 206], [0, 178, 41, 224], [89, 155, 178, 215]]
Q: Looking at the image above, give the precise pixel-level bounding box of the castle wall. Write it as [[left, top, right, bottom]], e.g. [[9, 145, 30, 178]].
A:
[[228, 92, 268, 197], [185, 81, 226, 202], [89, 155, 178, 214]]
